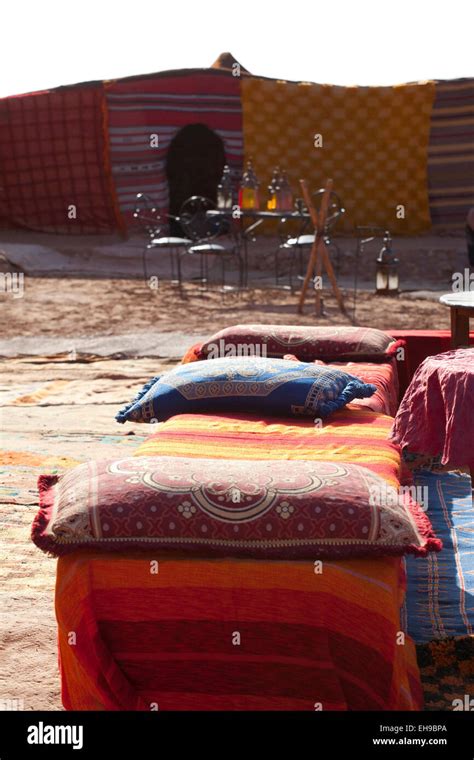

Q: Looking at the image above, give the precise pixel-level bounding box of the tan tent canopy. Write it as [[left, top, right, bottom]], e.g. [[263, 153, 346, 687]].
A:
[[211, 52, 251, 74]]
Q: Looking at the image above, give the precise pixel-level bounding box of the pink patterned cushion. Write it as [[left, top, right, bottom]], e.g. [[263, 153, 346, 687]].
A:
[[33, 456, 440, 559], [198, 324, 402, 362]]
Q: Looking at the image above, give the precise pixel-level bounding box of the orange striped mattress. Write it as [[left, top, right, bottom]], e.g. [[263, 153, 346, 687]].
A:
[[54, 397, 424, 710], [134, 408, 404, 487], [56, 550, 422, 710], [336, 360, 399, 416]]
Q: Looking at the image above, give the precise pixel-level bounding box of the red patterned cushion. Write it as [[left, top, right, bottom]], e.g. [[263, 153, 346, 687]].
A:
[[33, 457, 440, 559], [198, 324, 402, 362]]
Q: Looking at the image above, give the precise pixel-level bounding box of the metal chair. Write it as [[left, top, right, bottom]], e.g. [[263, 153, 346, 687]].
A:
[[275, 221, 314, 291], [178, 196, 244, 291], [133, 193, 191, 284], [275, 190, 345, 290]]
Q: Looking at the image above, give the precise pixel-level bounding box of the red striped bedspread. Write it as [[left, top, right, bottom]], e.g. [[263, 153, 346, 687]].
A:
[[134, 408, 403, 486], [56, 551, 422, 710], [54, 402, 423, 710]]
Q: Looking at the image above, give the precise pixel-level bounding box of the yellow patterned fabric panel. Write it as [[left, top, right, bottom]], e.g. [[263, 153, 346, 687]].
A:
[[241, 78, 435, 234]]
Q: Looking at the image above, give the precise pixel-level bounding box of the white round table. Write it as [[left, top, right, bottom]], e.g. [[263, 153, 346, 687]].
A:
[[439, 292, 474, 348]]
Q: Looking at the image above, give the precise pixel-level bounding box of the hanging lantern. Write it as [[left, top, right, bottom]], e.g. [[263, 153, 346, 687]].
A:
[[375, 231, 399, 295]]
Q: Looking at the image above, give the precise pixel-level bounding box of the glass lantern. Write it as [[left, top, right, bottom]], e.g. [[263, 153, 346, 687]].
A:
[[375, 232, 399, 295]]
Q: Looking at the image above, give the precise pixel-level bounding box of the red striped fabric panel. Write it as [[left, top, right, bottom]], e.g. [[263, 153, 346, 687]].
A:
[[428, 78, 474, 230], [0, 84, 119, 233], [93, 587, 401, 709], [106, 71, 243, 220], [56, 551, 422, 711]]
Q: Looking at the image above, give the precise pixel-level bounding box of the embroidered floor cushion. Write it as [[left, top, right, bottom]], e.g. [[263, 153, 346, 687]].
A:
[[32, 456, 441, 559], [197, 324, 403, 362], [116, 356, 376, 423]]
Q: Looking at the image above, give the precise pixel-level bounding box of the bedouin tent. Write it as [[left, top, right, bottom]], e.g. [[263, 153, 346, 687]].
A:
[[0, 53, 472, 235]]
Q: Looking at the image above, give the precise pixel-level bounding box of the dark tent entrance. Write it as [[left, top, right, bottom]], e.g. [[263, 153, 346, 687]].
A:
[[166, 123, 226, 222]]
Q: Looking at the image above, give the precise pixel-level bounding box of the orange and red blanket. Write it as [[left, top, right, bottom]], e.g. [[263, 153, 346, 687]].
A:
[[54, 403, 423, 710]]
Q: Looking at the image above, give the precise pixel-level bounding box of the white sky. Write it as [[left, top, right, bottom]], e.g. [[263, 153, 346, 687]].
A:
[[1, 0, 472, 98]]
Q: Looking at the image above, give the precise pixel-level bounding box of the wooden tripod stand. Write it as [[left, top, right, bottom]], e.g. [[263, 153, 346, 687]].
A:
[[297, 178, 348, 318]]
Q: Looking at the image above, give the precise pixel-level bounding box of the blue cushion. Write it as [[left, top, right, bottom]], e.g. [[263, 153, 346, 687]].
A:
[[116, 356, 376, 423]]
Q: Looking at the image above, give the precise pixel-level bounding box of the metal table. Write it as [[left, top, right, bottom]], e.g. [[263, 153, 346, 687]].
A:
[[207, 208, 311, 286]]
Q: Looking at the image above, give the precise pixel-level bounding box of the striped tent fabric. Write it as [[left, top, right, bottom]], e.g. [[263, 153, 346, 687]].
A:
[[0, 84, 120, 234], [428, 78, 474, 231], [1, 64, 472, 235], [106, 70, 243, 219]]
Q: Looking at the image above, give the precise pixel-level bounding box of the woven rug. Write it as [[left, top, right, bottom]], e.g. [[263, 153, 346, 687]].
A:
[[417, 636, 474, 710], [403, 470, 474, 642], [403, 469, 474, 709]]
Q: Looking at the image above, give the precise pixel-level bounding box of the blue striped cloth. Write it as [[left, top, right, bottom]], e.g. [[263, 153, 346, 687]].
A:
[[402, 470, 474, 643]]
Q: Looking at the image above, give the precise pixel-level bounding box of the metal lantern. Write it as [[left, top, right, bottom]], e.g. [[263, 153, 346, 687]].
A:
[[375, 231, 399, 295]]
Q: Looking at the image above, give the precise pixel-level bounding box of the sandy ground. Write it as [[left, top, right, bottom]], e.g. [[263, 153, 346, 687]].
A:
[[1, 278, 451, 345], [0, 358, 166, 710]]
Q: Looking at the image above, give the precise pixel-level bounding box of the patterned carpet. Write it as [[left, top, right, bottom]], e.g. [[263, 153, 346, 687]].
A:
[[418, 636, 474, 710], [404, 470, 474, 710]]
